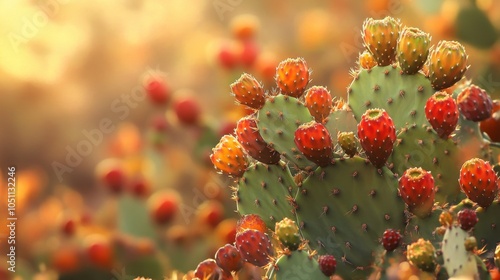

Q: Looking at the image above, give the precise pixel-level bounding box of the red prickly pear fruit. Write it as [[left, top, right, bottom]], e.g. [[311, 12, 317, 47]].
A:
[[51, 247, 81, 273], [194, 259, 222, 280], [362, 16, 401, 66], [230, 73, 266, 110], [428, 40, 468, 90], [382, 229, 402, 251], [317, 255, 336, 277], [210, 135, 248, 177], [96, 160, 126, 194], [218, 42, 239, 70], [457, 208, 478, 231], [358, 50, 377, 70], [216, 219, 238, 244], [398, 167, 435, 218], [196, 200, 224, 228], [84, 236, 114, 269], [479, 99, 500, 142], [174, 97, 201, 125], [215, 244, 244, 273], [304, 86, 333, 123], [240, 40, 259, 68], [148, 191, 180, 225], [457, 85, 493, 122], [337, 131, 358, 158], [236, 214, 267, 234], [129, 177, 150, 198], [144, 77, 170, 105], [235, 229, 273, 267], [275, 57, 310, 98], [294, 121, 334, 167], [459, 158, 498, 208], [61, 218, 77, 236], [424, 91, 459, 139], [235, 117, 281, 164], [397, 27, 431, 75], [357, 108, 397, 168]]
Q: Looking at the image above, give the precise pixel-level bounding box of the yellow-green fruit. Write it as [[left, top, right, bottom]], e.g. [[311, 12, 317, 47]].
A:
[[274, 218, 301, 250], [362, 16, 401, 66], [397, 27, 431, 74], [428, 40, 468, 90], [407, 238, 437, 272]]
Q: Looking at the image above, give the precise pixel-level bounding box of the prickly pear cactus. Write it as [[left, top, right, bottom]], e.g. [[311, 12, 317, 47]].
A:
[[199, 16, 500, 280]]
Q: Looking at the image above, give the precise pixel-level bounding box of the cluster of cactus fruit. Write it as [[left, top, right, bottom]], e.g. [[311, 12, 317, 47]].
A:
[[195, 16, 500, 279]]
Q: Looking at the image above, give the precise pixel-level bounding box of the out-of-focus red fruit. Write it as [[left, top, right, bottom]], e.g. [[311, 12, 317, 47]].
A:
[[129, 177, 150, 198], [236, 214, 267, 234], [196, 200, 224, 228], [52, 247, 81, 273], [96, 159, 126, 194], [218, 43, 239, 69], [144, 78, 170, 105], [174, 98, 201, 125], [148, 191, 180, 225], [61, 218, 77, 236], [240, 40, 259, 68], [218, 121, 236, 137], [230, 14, 259, 41], [491, 267, 500, 280], [216, 219, 237, 244], [480, 99, 500, 142], [255, 53, 278, 83], [85, 238, 114, 269], [151, 114, 169, 132]]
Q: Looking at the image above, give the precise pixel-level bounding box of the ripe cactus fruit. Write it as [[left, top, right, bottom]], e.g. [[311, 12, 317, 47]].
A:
[[459, 158, 499, 208], [398, 167, 435, 218], [479, 99, 500, 142], [397, 27, 431, 74], [427, 40, 468, 90], [275, 57, 310, 98], [274, 217, 301, 250], [457, 208, 478, 231], [424, 91, 459, 139], [304, 86, 333, 123], [235, 117, 281, 164], [357, 108, 397, 168], [439, 211, 453, 227], [194, 259, 222, 280], [230, 73, 266, 110], [144, 77, 170, 105], [235, 229, 273, 267], [362, 16, 401, 66], [210, 135, 248, 177], [215, 244, 244, 273], [337, 131, 358, 157], [236, 214, 267, 234], [382, 229, 402, 251], [294, 121, 334, 167], [457, 85, 493, 122], [317, 255, 336, 277], [406, 238, 437, 272], [358, 50, 377, 70]]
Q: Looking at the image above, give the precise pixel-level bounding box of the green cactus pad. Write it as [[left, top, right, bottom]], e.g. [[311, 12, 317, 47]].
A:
[[257, 94, 316, 170], [442, 225, 479, 278], [405, 208, 444, 247], [267, 250, 329, 280], [389, 124, 464, 204], [472, 201, 500, 253], [295, 157, 405, 279], [348, 65, 434, 130], [235, 162, 297, 229]]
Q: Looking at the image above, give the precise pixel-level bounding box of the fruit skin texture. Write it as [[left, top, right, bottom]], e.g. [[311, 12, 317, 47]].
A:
[[457, 208, 478, 231], [317, 255, 336, 277], [398, 167, 436, 218], [210, 135, 248, 177], [459, 158, 498, 208], [294, 121, 334, 167], [362, 16, 401, 66], [194, 258, 222, 280], [236, 214, 267, 234], [337, 131, 358, 157], [406, 238, 437, 272], [425, 91, 459, 139], [304, 86, 333, 123], [230, 73, 266, 110], [397, 27, 431, 74], [428, 40, 468, 90], [479, 99, 500, 142], [382, 229, 402, 251], [357, 108, 397, 168], [235, 229, 273, 267], [215, 244, 244, 273], [275, 57, 310, 98], [235, 117, 281, 164], [457, 85, 493, 122], [358, 50, 377, 70]]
